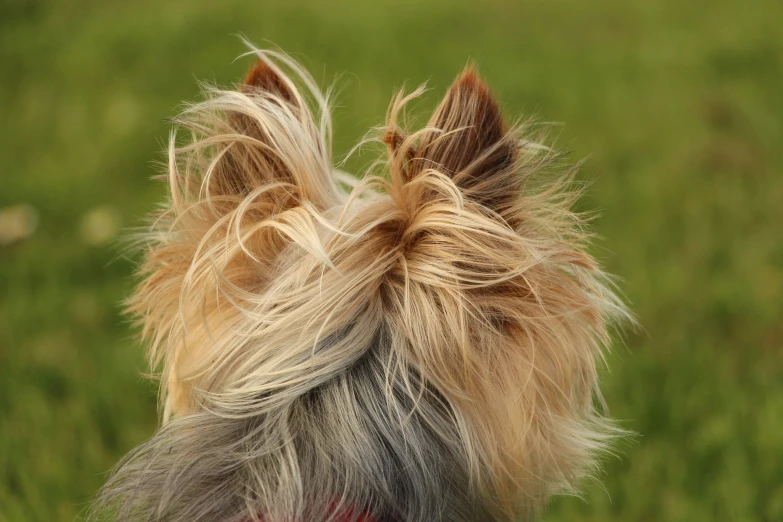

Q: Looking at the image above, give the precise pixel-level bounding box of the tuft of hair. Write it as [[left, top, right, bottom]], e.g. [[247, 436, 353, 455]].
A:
[[91, 48, 632, 522]]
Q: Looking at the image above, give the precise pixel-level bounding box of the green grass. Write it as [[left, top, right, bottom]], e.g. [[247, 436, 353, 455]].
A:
[[1, 0, 781, 520]]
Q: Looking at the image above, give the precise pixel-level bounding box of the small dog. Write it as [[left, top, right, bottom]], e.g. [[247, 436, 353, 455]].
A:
[[93, 48, 630, 522]]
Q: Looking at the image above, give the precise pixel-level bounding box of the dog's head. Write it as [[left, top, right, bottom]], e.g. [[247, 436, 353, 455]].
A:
[[108, 49, 630, 521]]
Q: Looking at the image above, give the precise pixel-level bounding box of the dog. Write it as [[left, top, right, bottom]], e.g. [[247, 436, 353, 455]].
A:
[[92, 47, 631, 522]]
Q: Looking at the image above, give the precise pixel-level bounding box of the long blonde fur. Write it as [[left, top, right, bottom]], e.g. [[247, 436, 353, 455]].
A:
[[92, 47, 631, 522]]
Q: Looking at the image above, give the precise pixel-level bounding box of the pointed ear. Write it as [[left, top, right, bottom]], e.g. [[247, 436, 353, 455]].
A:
[[412, 68, 518, 212], [200, 56, 337, 209]]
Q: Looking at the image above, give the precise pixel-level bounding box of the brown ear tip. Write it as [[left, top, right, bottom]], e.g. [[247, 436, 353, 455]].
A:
[[451, 66, 493, 98], [242, 58, 295, 101], [445, 64, 506, 139], [457, 64, 480, 82], [244, 59, 274, 87]]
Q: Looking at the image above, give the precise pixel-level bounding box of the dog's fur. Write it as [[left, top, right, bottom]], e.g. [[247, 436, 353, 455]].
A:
[[92, 48, 630, 522]]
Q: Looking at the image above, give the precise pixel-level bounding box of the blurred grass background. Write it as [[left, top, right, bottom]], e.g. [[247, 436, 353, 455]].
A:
[[1, 0, 782, 520]]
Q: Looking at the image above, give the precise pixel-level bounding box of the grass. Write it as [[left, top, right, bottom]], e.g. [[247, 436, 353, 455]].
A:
[[1, 0, 781, 520]]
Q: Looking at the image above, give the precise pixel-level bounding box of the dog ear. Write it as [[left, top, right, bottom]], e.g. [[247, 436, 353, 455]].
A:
[[197, 57, 338, 211], [411, 67, 517, 213], [132, 55, 341, 418]]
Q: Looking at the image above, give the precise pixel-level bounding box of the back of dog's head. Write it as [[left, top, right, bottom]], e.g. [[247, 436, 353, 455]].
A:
[[93, 49, 631, 522]]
